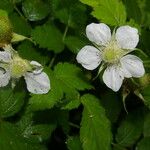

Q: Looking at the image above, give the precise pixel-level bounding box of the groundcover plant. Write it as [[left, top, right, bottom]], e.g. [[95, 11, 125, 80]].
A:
[[0, 0, 150, 150]]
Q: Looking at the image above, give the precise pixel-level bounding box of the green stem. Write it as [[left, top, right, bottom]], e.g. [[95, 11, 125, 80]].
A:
[[49, 54, 56, 68], [69, 122, 80, 129], [62, 25, 69, 42]]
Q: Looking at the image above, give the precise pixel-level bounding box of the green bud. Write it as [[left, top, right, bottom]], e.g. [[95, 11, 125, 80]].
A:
[[0, 9, 13, 47]]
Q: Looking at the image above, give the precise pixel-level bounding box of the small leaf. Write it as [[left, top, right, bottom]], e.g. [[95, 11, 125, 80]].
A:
[[54, 63, 92, 91], [80, 0, 126, 26], [0, 83, 26, 118], [80, 94, 112, 150], [0, 122, 47, 150], [31, 24, 64, 53], [29, 69, 63, 111], [22, 0, 50, 21], [64, 36, 87, 54]]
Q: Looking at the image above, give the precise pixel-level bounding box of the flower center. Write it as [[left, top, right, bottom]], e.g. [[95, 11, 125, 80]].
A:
[[102, 41, 124, 63], [10, 56, 32, 78]]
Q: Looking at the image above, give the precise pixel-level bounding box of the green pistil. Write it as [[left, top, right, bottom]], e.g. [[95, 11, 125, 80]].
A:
[[102, 41, 124, 63], [10, 56, 32, 78]]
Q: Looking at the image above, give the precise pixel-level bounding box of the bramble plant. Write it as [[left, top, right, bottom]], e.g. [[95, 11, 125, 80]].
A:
[[0, 0, 150, 150]]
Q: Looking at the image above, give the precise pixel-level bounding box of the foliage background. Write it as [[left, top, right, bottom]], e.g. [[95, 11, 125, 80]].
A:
[[0, 0, 150, 150]]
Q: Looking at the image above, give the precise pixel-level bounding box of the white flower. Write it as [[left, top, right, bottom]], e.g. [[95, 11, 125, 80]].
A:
[[0, 45, 50, 94], [76, 23, 145, 92]]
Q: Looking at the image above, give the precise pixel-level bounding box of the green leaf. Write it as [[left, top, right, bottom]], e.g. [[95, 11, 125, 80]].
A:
[[61, 90, 81, 110], [80, 0, 126, 26], [123, 0, 142, 24], [141, 85, 150, 109], [100, 91, 122, 123], [23, 124, 56, 143], [29, 69, 63, 111], [0, 122, 47, 150], [22, 0, 50, 21], [136, 137, 150, 150], [80, 94, 112, 150], [0, 0, 14, 13], [0, 83, 26, 118], [9, 12, 31, 36], [144, 113, 150, 137], [30, 63, 92, 111], [51, 0, 87, 29], [31, 24, 64, 53], [17, 41, 49, 65], [54, 63, 92, 91], [67, 136, 83, 150], [64, 36, 87, 54], [115, 109, 144, 147]]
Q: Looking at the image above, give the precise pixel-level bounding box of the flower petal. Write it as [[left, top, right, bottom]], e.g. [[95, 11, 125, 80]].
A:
[[30, 61, 43, 74], [103, 65, 124, 92], [86, 23, 111, 46], [76, 45, 101, 70], [120, 54, 145, 77], [0, 68, 10, 87], [0, 51, 11, 62], [116, 26, 139, 49], [24, 72, 50, 94]]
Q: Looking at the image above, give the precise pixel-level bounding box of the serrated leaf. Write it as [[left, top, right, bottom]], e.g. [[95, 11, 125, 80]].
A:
[[54, 63, 92, 91], [17, 41, 49, 65], [115, 109, 144, 147], [9, 12, 31, 36], [23, 124, 56, 143], [123, 0, 142, 24], [64, 36, 87, 54], [136, 137, 150, 150], [0, 83, 26, 118], [51, 0, 87, 29], [67, 136, 82, 150], [0, 122, 47, 150], [29, 63, 92, 111], [80, 94, 112, 150], [61, 90, 81, 110], [22, 0, 50, 21], [80, 0, 126, 26], [31, 24, 64, 53], [29, 69, 63, 111]]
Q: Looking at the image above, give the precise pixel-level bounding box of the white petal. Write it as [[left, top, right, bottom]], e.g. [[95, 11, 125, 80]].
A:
[[30, 61, 43, 74], [0, 68, 11, 87], [24, 72, 50, 94], [0, 51, 11, 62], [76, 45, 101, 70], [120, 54, 145, 77], [116, 26, 139, 49], [86, 23, 111, 46], [103, 65, 124, 92]]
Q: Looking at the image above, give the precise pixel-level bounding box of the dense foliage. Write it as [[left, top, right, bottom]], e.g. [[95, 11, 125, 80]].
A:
[[0, 0, 150, 150]]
